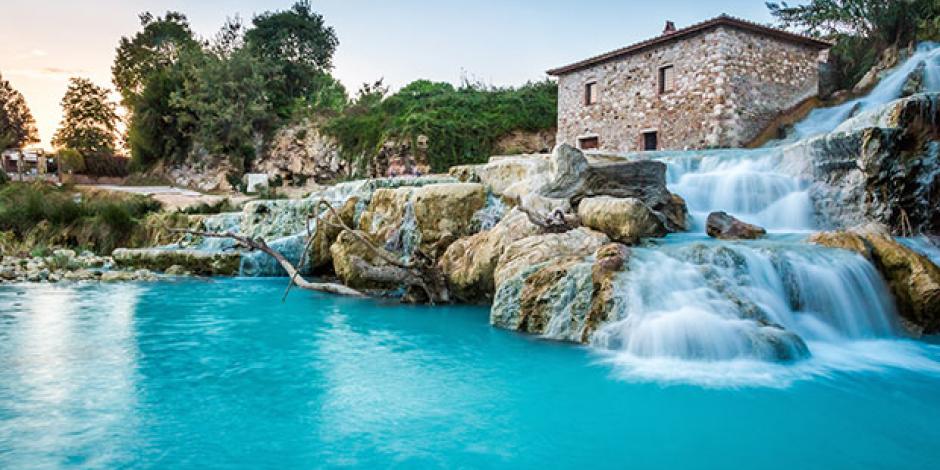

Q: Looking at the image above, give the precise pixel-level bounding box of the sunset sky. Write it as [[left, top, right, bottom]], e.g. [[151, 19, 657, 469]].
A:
[[0, 0, 773, 148]]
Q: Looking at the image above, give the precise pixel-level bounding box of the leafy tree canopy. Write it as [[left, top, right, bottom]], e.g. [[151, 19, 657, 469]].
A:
[[767, 0, 940, 45], [245, 1, 340, 115], [52, 78, 119, 156], [767, 0, 940, 89], [325, 79, 557, 173], [0, 73, 39, 149], [112, 11, 199, 107], [173, 47, 277, 169]]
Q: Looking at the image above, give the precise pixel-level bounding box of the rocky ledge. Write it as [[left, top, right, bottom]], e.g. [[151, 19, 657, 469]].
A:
[[0, 249, 165, 284], [810, 226, 940, 335]]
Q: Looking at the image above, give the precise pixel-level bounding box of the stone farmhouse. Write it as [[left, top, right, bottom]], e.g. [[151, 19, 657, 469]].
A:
[[547, 15, 831, 153]]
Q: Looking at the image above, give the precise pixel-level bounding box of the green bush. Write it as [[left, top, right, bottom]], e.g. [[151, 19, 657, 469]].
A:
[[0, 168, 8, 186], [324, 79, 557, 174], [0, 182, 163, 254], [177, 198, 239, 214]]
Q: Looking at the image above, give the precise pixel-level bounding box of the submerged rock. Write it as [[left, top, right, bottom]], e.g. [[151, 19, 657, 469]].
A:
[[111, 248, 241, 276], [706, 212, 767, 240], [810, 230, 940, 334], [578, 196, 668, 244]]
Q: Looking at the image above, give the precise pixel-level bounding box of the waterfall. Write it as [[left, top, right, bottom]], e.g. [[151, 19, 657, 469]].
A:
[[789, 42, 940, 140], [579, 44, 940, 383], [657, 148, 814, 232], [471, 192, 509, 232], [589, 240, 897, 361]]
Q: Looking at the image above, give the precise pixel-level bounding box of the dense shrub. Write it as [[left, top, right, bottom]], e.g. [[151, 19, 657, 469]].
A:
[[0, 182, 162, 254], [324, 79, 557, 173]]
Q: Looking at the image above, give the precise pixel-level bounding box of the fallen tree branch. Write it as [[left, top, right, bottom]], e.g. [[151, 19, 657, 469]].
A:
[[311, 199, 449, 304], [169, 228, 366, 298], [514, 201, 581, 234]]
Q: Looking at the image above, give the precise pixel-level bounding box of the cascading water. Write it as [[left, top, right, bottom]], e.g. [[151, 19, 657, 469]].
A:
[[658, 148, 815, 232], [791, 42, 940, 140], [583, 43, 940, 382]]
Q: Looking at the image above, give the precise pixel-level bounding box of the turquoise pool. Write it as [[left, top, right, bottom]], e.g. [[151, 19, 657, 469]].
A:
[[1, 279, 938, 468]]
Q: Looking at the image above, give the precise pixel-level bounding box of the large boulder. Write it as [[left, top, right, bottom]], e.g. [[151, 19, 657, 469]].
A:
[[539, 144, 671, 207], [494, 227, 609, 287], [706, 211, 767, 240], [450, 155, 551, 200], [438, 208, 541, 302], [309, 197, 359, 270], [111, 248, 241, 276], [809, 230, 940, 334], [412, 183, 486, 257], [490, 242, 630, 343], [577, 197, 668, 244], [800, 93, 940, 234], [358, 187, 415, 243], [329, 230, 391, 290]]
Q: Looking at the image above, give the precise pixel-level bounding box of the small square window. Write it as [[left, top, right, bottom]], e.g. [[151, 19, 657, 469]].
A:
[[658, 65, 675, 94], [579, 136, 599, 150], [584, 82, 598, 105]]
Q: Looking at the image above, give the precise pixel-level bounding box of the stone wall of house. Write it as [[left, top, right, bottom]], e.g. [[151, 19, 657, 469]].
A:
[[555, 25, 823, 152], [718, 27, 823, 147]]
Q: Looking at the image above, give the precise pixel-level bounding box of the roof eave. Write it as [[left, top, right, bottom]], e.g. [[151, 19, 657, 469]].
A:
[[546, 16, 832, 77]]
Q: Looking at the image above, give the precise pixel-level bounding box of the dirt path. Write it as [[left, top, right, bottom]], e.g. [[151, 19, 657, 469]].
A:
[[78, 185, 253, 211]]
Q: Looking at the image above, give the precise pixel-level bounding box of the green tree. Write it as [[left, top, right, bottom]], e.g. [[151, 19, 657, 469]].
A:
[[324, 79, 557, 174], [112, 11, 198, 108], [174, 47, 277, 169], [245, 1, 340, 115], [0, 73, 39, 149], [52, 78, 119, 155], [767, 0, 940, 88], [127, 67, 192, 168]]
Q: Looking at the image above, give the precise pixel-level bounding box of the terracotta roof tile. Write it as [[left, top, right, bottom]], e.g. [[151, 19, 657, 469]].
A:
[[546, 14, 832, 76]]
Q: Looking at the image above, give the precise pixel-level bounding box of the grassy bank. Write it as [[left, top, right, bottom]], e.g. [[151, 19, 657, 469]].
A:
[[0, 182, 164, 256]]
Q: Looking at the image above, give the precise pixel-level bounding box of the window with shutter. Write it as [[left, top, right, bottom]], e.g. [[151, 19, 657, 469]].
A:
[[584, 82, 598, 105], [658, 65, 675, 94]]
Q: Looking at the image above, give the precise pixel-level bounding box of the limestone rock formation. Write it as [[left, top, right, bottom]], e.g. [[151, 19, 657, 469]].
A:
[[577, 196, 668, 244], [253, 120, 347, 184], [438, 208, 541, 302], [370, 137, 431, 178], [809, 230, 940, 334], [706, 211, 767, 240], [329, 230, 389, 289], [802, 93, 940, 234], [490, 242, 631, 343], [111, 248, 241, 276], [309, 197, 359, 270], [539, 145, 672, 207], [494, 227, 609, 287], [358, 187, 416, 243], [412, 183, 486, 257]]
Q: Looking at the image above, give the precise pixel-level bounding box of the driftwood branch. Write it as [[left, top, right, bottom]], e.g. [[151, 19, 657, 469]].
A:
[[514, 201, 581, 234], [310, 199, 449, 304], [169, 228, 366, 298]]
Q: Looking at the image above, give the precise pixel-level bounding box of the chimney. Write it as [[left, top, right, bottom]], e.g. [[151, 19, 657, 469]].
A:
[[663, 21, 677, 35]]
